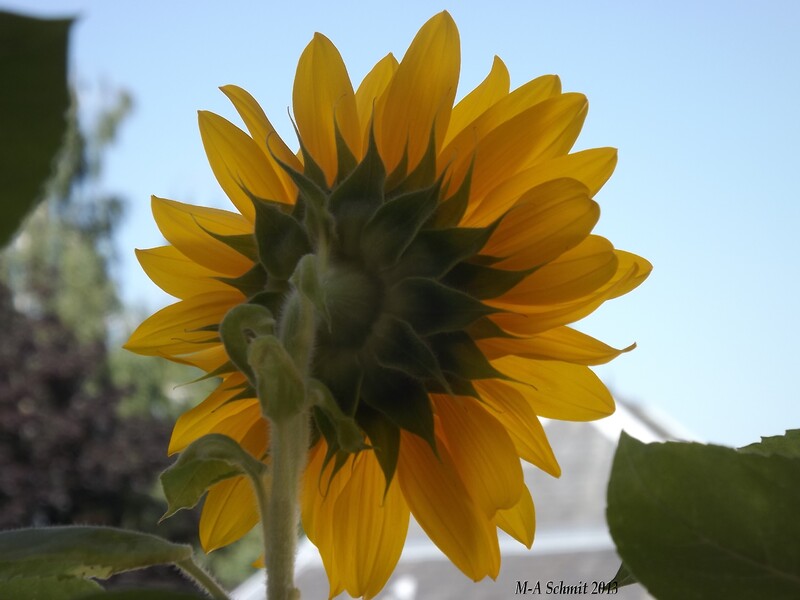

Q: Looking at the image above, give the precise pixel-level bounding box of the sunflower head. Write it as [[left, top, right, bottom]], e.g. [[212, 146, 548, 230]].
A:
[[125, 10, 650, 598]]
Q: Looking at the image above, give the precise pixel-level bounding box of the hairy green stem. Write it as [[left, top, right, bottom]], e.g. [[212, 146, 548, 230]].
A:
[[176, 558, 231, 600]]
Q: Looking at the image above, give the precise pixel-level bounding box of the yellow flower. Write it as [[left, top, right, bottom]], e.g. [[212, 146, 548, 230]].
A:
[[125, 11, 650, 599]]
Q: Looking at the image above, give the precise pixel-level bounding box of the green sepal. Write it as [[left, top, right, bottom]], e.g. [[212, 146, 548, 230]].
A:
[[308, 379, 366, 453], [360, 181, 440, 270], [429, 331, 507, 381], [219, 303, 275, 384], [333, 117, 358, 185], [291, 120, 330, 192], [369, 316, 449, 392], [216, 262, 267, 298], [252, 198, 311, 280], [429, 373, 480, 399], [609, 562, 637, 587], [384, 144, 409, 193], [312, 347, 362, 417], [198, 228, 259, 262], [328, 127, 386, 259], [0, 526, 192, 580], [312, 405, 342, 462], [248, 334, 306, 422], [443, 261, 531, 299], [159, 433, 268, 521], [357, 403, 401, 494], [0, 576, 102, 600], [429, 159, 474, 229], [386, 277, 495, 335], [386, 223, 497, 281], [467, 316, 516, 340], [389, 125, 438, 195], [362, 365, 436, 453], [185, 359, 236, 384]]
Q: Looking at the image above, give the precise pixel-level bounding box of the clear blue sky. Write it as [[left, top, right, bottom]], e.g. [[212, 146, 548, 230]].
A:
[[13, 0, 800, 447]]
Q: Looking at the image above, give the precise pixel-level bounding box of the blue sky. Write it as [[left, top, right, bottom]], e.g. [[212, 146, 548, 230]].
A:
[[13, 0, 800, 447]]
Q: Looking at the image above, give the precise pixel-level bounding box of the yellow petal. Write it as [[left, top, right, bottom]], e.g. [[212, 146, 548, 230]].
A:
[[433, 394, 523, 516], [478, 326, 634, 366], [606, 250, 653, 299], [474, 379, 560, 477], [293, 33, 360, 182], [169, 374, 252, 454], [136, 246, 234, 299], [396, 430, 500, 581], [443, 55, 510, 147], [441, 73, 561, 193], [199, 111, 291, 219], [494, 484, 535, 548], [355, 53, 398, 145], [482, 178, 599, 269], [200, 475, 259, 552], [166, 344, 230, 373], [123, 290, 239, 357], [375, 11, 460, 173], [494, 358, 615, 421], [466, 147, 617, 226], [220, 84, 301, 198], [150, 196, 253, 276], [464, 93, 588, 223], [333, 450, 409, 599], [497, 235, 617, 305]]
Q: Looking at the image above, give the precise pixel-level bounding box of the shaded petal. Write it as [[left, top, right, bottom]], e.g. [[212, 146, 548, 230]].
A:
[[221, 84, 301, 198], [150, 196, 253, 276], [123, 291, 239, 357], [443, 55, 510, 147], [136, 246, 234, 299], [200, 475, 259, 552], [355, 53, 398, 145], [497, 235, 617, 305], [166, 344, 230, 373], [463, 147, 617, 227], [494, 484, 535, 548], [475, 379, 560, 477], [293, 33, 360, 181], [333, 450, 410, 599], [433, 394, 523, 516], [199, 111, 291, 219], [396, 429, 500, 580], [478, 326, 634, 366], [482, 178, 599, 269], [494, 358, 615, 421], [376, 11, 460, 173]]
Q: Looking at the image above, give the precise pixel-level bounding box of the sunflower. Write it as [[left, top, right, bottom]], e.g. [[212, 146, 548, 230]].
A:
[[125, 11, 650, 599]]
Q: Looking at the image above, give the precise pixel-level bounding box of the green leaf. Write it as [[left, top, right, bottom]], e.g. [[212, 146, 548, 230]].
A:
[[607, 432, 800, 600], [609, 562, 637, 587], [0, 11, 73, 247], [0, 526, 192, 580], [252, 199, 311, 280], [160, 433, 267, 520], [739, 429, 800, 458], [0, 576, 102, 600], [77, 591, 207, 600]]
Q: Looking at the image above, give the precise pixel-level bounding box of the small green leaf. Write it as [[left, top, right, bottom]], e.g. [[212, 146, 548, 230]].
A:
[[357, 403, 401, 492], [0, 11, 73, 247], [607, 432, 800, 600], [429, 331, 507, 381], [0, 526, 192, 580], [609, 562, 637, 587], [739, 429, 800, 458], [0, 575, 102, 600], [443, 261, 530, 299], [217, 263, 267, 298], [252, 199, 311, 280], [160, 433, 267, 520], [429, 160, 473, 228]]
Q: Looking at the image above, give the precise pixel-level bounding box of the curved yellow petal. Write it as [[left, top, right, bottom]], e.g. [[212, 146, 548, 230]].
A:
[[199, 111, 291, 219], [124, 291, 240, 357], [220, 84, 301, 198], [355, 53, 398, 145], [396, 429, 500, 581], [606, 250, 653, 299], [478, 326, 634, 366], [200, 475, 259, 552], [464, 93, 588, 222], [474, 379, 560, 477], [495, 358, 615, 421], [498, 235, 617, 306], [150, 196, 253, 276], [483, 178, 599, 269], [466, 147, 617, 226], [494, 484, 535, 548], [333, 450, 409, 599], [293, 33, 360, 182], [165, 344, 230, 373], [433, 394, 523, 516], [443, 55, 510, 147], [136, 246, 234, 299], [375, 11, 460, 173]]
